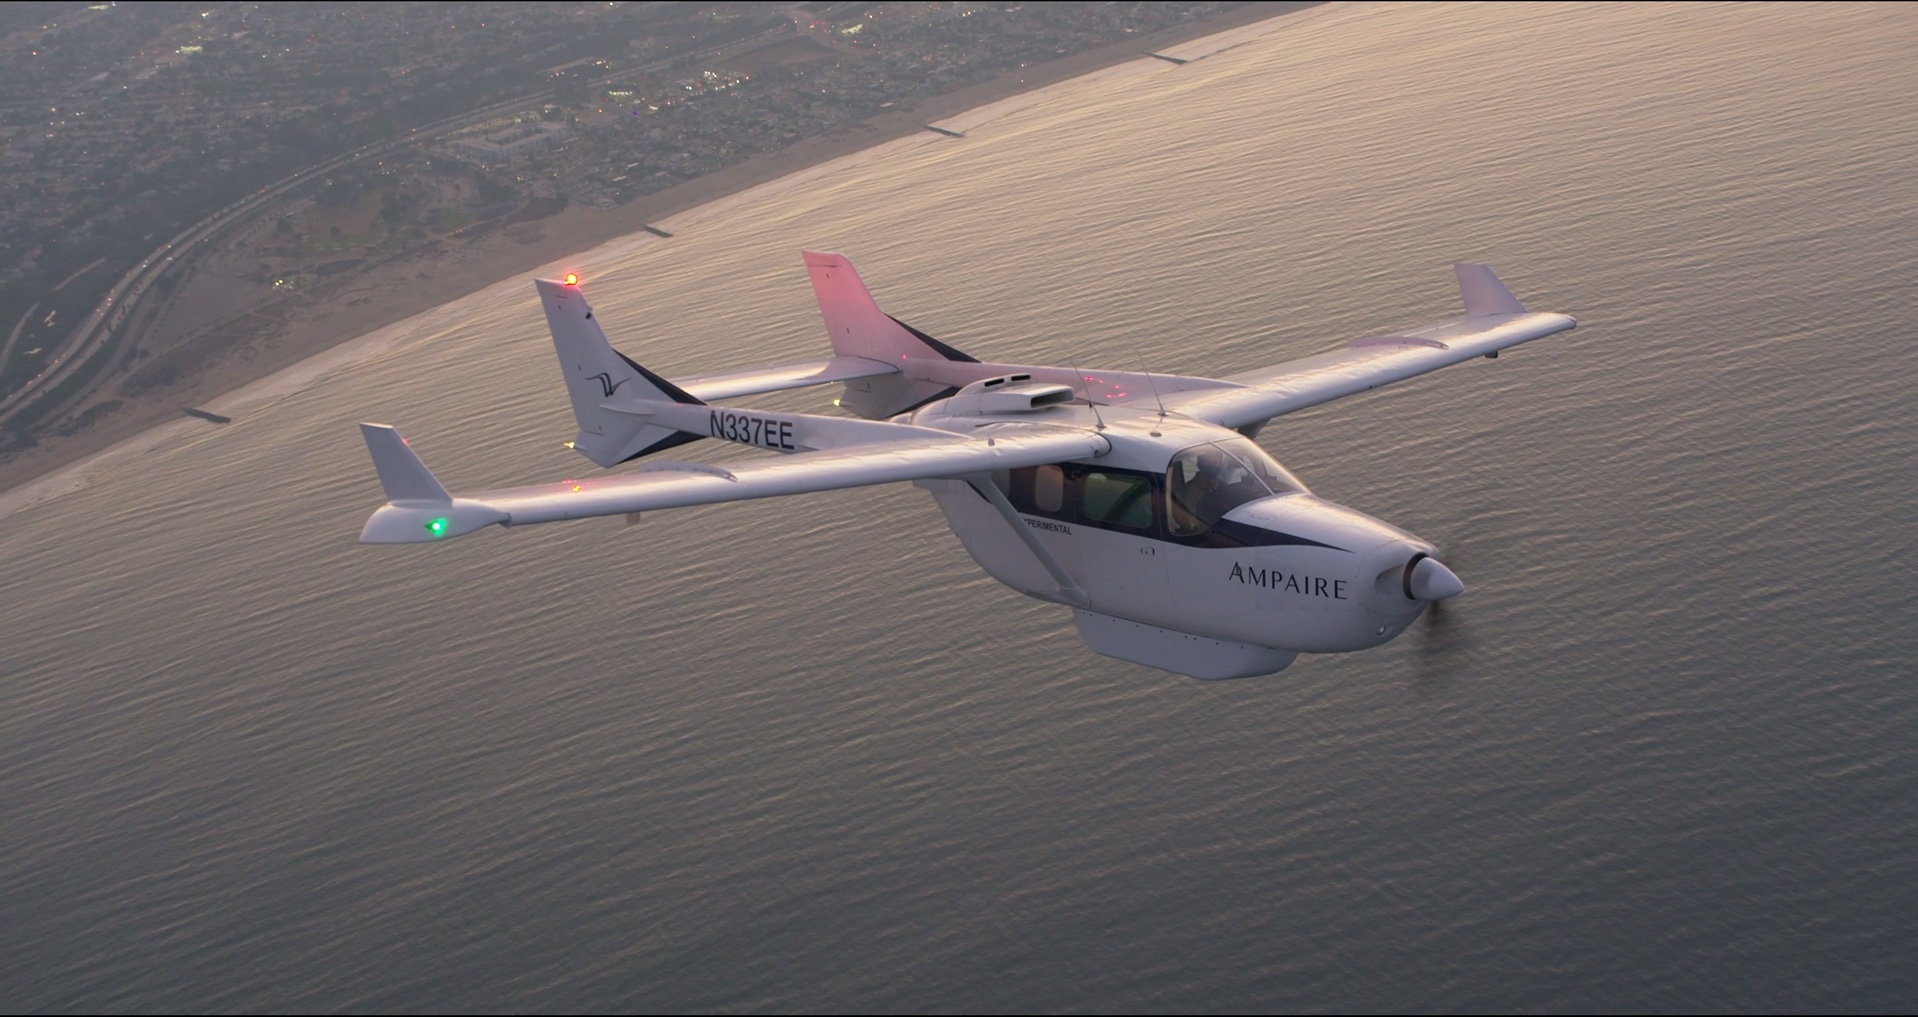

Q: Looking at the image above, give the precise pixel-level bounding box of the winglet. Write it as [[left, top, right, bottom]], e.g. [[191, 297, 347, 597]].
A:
[[361, 423, 450, 503], [358, 424, 508, 544], [1455, 263, 1527, 317]]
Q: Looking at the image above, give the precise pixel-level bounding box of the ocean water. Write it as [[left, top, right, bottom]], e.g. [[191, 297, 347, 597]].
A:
[[4, 2, 1917, 1011]]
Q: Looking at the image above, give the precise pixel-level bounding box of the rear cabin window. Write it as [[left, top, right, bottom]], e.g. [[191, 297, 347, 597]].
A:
[[1033, 464, 1065, 513], [1005, 463, 1163, 535], [1081, 470, 1154, 531]]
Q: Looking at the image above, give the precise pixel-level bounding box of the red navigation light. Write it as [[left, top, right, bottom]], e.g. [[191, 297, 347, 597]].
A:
[[564, 272, 579, 286]]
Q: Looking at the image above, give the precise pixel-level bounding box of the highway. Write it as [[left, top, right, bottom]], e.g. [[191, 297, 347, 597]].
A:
[[1, 23, 794, 433], [0, 24, 788, 436], [0, 90, 557, 433]]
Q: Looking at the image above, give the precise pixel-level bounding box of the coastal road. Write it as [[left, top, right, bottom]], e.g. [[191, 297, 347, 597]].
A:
[[0, 26, 790, 436], [0, 89, 567, 433]]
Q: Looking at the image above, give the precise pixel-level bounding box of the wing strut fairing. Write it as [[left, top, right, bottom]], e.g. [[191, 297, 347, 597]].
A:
[[965, 476, 1089, 607]]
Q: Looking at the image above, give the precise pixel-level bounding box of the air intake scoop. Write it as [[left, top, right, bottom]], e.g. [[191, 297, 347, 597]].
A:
[[958, 374, 1079, 413]]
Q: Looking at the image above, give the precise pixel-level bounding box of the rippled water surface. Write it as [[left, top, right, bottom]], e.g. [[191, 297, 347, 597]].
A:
[[5, 3, 1917, 1011]]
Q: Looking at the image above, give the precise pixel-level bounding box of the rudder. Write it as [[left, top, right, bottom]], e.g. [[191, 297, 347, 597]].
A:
[[535, 277, 704, 467]]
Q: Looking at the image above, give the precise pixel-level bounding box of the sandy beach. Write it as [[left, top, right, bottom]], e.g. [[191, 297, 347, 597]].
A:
[[0, 2, 1318, 505]]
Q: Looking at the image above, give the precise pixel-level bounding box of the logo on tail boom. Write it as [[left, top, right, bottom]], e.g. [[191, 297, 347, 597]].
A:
[[588, 372, 625, 398]]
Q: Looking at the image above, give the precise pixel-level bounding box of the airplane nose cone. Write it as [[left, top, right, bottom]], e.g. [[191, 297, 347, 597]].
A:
[[1405, 555, 1465, 601]]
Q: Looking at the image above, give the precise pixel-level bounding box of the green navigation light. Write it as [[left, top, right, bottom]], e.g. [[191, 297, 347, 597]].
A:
[[425, 517, 449, 538]]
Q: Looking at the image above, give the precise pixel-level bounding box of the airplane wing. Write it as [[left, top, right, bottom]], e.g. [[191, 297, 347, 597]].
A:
[[357, 422, 1107, 544], [1161, 264, 1576, 430]]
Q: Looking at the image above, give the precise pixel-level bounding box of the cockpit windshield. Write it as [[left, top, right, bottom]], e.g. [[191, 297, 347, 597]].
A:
[[1166, 438, 1307, 536], [1213, 437, 1307, 497]]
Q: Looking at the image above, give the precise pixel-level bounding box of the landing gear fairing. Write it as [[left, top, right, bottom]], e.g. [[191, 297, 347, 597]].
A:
[[356, 252, 1574, 679]]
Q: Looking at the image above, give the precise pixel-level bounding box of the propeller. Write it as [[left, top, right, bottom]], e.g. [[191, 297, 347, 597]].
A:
[[1405, 547, 1471, 687]]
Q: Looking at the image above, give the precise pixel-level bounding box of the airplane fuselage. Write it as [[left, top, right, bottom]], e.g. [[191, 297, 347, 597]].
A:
[[905, 392, 1443, 679]]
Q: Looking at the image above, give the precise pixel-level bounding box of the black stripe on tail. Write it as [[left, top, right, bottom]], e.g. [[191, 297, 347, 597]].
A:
[[887, 314, 978, 363], [617, 350, 705, 405]]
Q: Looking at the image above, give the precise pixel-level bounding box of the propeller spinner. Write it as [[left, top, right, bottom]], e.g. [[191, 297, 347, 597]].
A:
[[1404, 554, 1465, 601]]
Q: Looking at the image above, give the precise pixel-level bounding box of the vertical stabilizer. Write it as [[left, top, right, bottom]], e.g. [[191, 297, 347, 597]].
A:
[[802, 250, 976, 363], [535, 278, 704, 467], [801, 250, 973, 418]]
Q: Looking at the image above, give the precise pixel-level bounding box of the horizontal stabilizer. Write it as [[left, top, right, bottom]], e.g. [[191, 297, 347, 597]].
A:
[[679, 355, 897, 403]]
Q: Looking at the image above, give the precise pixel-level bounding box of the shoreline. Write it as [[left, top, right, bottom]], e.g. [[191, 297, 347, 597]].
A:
[[0, 2, 1321, 511]]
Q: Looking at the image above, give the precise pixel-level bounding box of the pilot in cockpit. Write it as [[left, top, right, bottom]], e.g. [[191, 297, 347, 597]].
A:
[[1168, 440, 1301, 536]]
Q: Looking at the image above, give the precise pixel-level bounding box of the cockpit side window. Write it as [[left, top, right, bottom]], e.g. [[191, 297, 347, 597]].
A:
[[1167, 448, 1205, 536], [1167, 441, 1292, 536]]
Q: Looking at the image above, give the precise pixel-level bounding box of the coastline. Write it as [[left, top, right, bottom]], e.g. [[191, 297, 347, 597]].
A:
[[0, 2, 1321, 510]]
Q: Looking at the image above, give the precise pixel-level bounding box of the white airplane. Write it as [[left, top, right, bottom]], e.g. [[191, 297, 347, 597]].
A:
[[357, 252, 1574, 679]]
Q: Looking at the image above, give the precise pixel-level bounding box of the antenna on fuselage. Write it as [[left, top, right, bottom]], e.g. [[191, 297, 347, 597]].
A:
[[1071, 363, 1107, 431], [1143, 370, 1167, 437]]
